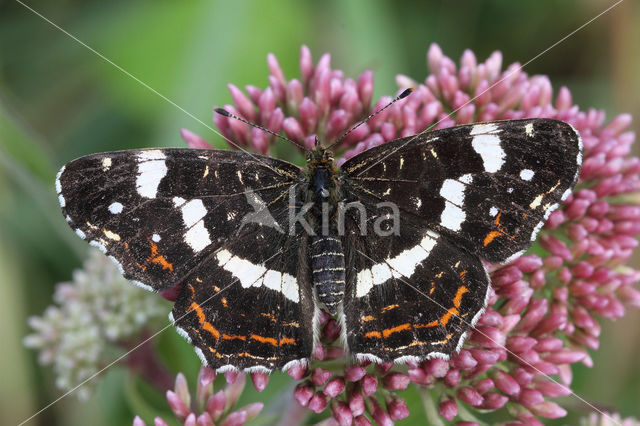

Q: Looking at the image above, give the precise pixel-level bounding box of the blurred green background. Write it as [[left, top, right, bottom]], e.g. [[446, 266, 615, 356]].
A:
[[1, 0, 639, 425]]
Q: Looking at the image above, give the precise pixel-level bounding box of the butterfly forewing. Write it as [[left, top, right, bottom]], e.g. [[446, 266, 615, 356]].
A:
[[57, 149, 300, 290], [341, 118, 582, 263]]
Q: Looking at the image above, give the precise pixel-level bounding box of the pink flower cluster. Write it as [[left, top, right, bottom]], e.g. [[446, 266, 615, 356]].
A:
[[134, 367, 263, 426], [178, 45, 640, 425]]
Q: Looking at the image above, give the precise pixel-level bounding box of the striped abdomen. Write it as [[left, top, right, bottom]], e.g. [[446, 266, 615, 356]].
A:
[[310, 235, 345, 315]]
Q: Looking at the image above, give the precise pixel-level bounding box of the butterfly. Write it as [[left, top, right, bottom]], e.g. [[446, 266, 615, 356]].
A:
[[56, 112, 581, 373]]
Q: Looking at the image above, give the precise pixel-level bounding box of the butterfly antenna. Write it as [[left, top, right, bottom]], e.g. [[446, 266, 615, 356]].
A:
[[214, 108, 310, 152], [328, 87, 414, 150]]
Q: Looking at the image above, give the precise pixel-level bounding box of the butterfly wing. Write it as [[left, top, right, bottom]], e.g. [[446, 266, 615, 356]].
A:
[[57, 148, 315, 371], [57, 148, 300, 290], [341, 118, 582, 263], [341, 118, 581, 361], [342, 205, 490, 362]]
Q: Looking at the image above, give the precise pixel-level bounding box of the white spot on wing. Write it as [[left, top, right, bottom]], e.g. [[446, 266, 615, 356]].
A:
[[136, 150, 167, 198], [470, 123, 500, 135], [439, 175, 472, 232], [103, 229, 121, 241], [525, 122, 534, 137], [470, 125, 504, 173], [356, 231, 438, 297], [215, 250, 299, 302], [108, 202, 123, 214], [489, 206, 499, 217], [177, 199, 211, 252], [520, 169, 534, 181], [152, 234, 161, 242], [102, 157, 112, 171], [75, 229, 86, 239]]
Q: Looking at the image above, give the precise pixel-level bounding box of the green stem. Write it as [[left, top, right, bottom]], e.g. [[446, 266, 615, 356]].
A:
[[419, 387, 445, 426]]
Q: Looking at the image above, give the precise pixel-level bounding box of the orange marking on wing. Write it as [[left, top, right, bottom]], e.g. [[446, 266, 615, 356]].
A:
[[221, 297, 229, 308], [460, 270, 467, 282], [250, 334, 278, 346], [440, 308, 458, 326], [189, 302, 220, 338], [208, 347, 222, 358], [381, 304, 399, 312], [382, 323, 411, 338], [429, 281, 436, 295], [432, 333, 454, 345], [365, 330, 382, 339], [483, 231, 501, 247], [439, 286, 469, 326], [213, 285, 221, 292], [282, 321, 300, 327], [188, 284, 195, 296], [361, 315, 376, 322], [414, 320, 439, 329], [222, 334, 246, 341], [147, 239, 174, 272], [124, 242, 129, 249], [453, 285, 469, 308], [261, 312, 277, 322], [280, 337, 296, 345], [249, 333, 295, 346]]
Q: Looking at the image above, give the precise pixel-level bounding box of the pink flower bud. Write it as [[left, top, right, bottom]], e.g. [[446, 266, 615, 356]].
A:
[[493, 370, 520, 395], [181, 129, 214, 150], [481, 392, 508, 410], [382, 372, 410, 390], [331, 401, 353, 426], [133, 416, 146, 426], [438, 397, 458, 421], [368, 397, 393, 426], [309, 392, 329, 413], [154, 418, 169, 426], [184, 413, 197, 426], [311, 368, 332, 386], [386, 397, 410, 420], [294, 382, 314, 407], [518, 388, 544, 407], [220, 411, 247, 426], [529, 401, 567, 419], [361, 374, 378, 396], [345, 365, 367, 382], [456, 386, 484, 407], [196, 412, 214, 426], [206, 390, 226, 421], [166, 390, 190, 421], [353, 415, 372, 426], [324, 377, 346, 398], [348, 385, 365, 416], [250, 371, 269, 392]]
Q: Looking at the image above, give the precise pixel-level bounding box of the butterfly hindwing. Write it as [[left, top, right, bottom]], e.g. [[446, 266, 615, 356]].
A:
[[342, 214, 490, 362], [341, 118, 582, 263], [57, 148, 300, 290], [170, 228, 315, 371]]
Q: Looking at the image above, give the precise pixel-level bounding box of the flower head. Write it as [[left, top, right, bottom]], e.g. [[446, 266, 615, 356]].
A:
[[24, 250, 168, 399], [183, 44, 640, 424], [133, 367, 264, 426]]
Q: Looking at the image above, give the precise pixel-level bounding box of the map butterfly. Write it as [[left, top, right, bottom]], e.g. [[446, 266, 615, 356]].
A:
[[56, 100, 582, 373]]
